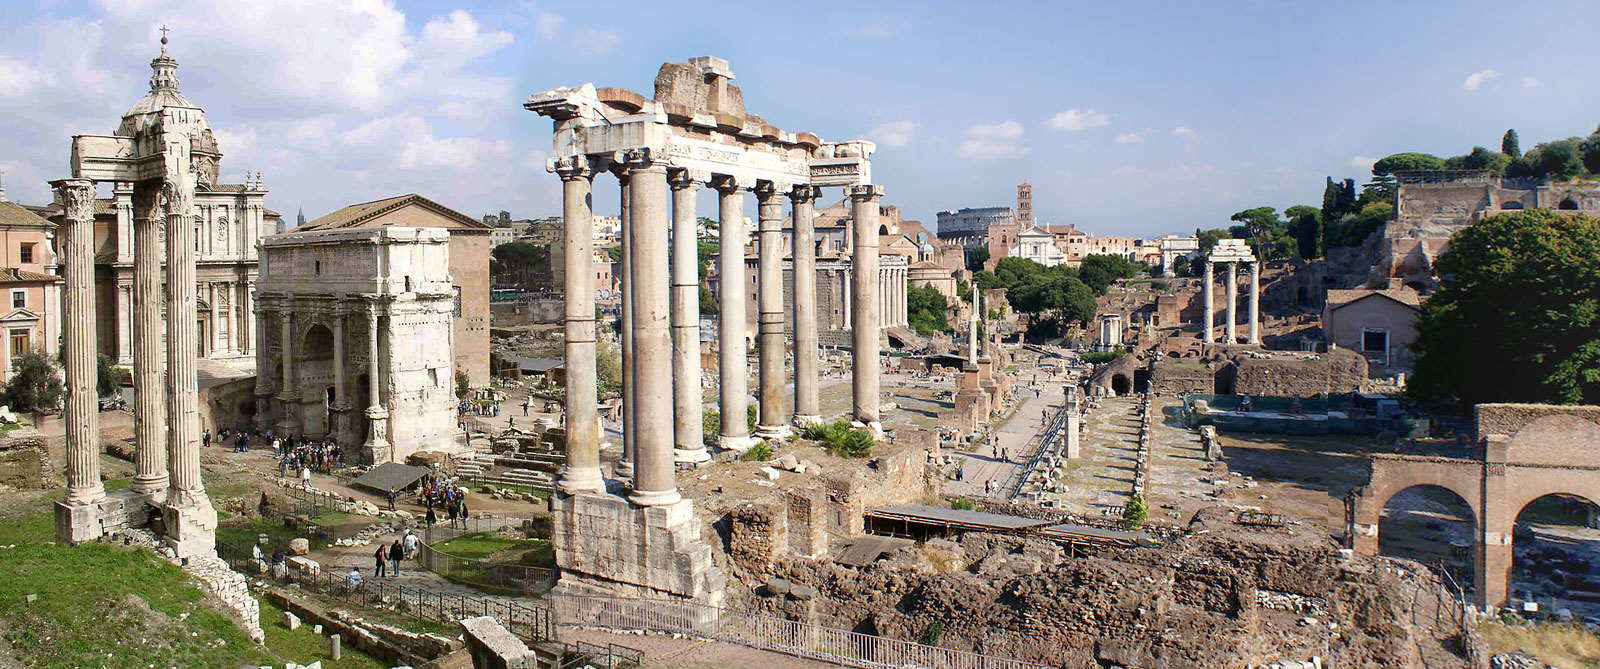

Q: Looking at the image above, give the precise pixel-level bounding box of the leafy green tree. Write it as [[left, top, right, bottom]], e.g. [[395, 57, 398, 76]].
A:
[[1582, 129, 1600, 174], [606, 245, 622, 263], [906, 282, 953, 336], [1323, 202, 1393, 250], [971, 270, 1003, 291], [1122, 493, 1149, 529], [1372, 152, 1446, 175], [1502, 129, 1521, 158], [1079, 254, 1141, 293], [490, 242, 552, 289], [1171, 255, 1189, 278], [1537, 138, 1587, 180], [96, 354, 129, 398], [597, 341, 622, 397], [955, 280, 973, 303], [966, 246, 989, 272], [698, 287, 718, 315], [1462, 146, 1512, 176], [1412, 210, 1600, 406], [5, 350, 63, 414], [1196, 228, 1229, 254], [1285, 205, 1322, 259], [455, 370, 471, 400], [1230, 207, 1295, 260]]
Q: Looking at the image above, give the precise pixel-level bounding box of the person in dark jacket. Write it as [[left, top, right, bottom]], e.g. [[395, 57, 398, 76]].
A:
[[388, 539, 405, 577], [374, 544, 388, 578], [425, 506, 437, 527]]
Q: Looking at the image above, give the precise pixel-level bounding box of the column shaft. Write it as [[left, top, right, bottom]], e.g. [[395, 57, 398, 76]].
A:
[[790, 187, 820, 425], [558, 160, 603, 493], [131, 184, 168, 495], [332, 308, 347, 422], [228, 281, 241, 353], [1248, 261, 1261, 345], [669, 172, 708, 462], [754, 183, 788, 439], [1225, 262, 1238, 345], [277, 311, 299, 434], [617, 174, 635, 477], [116, 284, 133, 364], [850, 186, 884, 428], [627, 160, 678, 506], [1202, 261, 1214, 344], [209, 282, 221, 356], [363, 303, 391, 462], [715, 178, 751, 447], [166, 179, 204, 496], [55, 179, 103, 506], [253, 302, 272, 431]]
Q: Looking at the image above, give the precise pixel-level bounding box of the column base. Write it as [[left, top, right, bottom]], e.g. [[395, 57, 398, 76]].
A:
[[129, 474, 170, 497], [162, 489, 218, 560], [716, 434, 760, 453], [628, 488, 683, 507], [852, 420, 884, 441], [558, 468, 607, 495], [614, 461, 634, 479], [754, 423, 792, 441], [551, 491, 725, 607], [673, 447, 712, 464], [791, 414, 823, 429], [55, 499, 106, 544]]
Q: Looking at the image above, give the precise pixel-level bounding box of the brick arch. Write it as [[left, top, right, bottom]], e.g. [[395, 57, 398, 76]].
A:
[[1503, 413, 1600, 468], [1350, 457, 1484, 559]]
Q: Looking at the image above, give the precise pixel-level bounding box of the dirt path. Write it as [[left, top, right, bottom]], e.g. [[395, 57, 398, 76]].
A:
[[557, 627, 839, 669]]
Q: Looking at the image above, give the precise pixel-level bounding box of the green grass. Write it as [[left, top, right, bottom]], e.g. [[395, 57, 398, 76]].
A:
[[431, 531, 549, 563], [103, 477, 131, 493], [259, 599, 388, 669], [0, 510, 54, 545]]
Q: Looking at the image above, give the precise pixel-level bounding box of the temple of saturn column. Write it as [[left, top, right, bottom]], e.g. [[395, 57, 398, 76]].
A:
[[53, 38, 217, 557], [1200, 238, 1262, 346], [526, 56, 883, 604]]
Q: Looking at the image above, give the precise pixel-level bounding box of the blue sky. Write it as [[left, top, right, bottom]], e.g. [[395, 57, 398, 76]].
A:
[[1, 0, 1596, 238]]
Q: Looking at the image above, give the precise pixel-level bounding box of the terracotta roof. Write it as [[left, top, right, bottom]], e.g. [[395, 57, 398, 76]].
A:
[[0, 267, 61, 284], [0, 201, 55, 229], [299, 194, 489, 233], [1326, 286, 1422, 311]]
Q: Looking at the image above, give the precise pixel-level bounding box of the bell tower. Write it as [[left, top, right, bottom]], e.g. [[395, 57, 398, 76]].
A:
[[1017, 181, 1033, 227]]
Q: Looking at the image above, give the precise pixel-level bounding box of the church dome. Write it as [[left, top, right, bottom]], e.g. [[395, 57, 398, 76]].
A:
[[117, 38, 202, 137]]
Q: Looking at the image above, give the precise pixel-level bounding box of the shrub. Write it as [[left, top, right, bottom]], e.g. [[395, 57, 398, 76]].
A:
[[742, 442, 774, 461], [949, 497, 976, 511], [801, 419, 874, 458], [1082, 347, 1127, 365], [702, 409, 721, 442], [1121, 493, 1149, 529]]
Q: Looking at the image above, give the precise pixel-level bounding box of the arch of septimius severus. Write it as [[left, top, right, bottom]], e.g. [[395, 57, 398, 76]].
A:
[[53, 37, 216, 557], [527, 56, 884, 603]]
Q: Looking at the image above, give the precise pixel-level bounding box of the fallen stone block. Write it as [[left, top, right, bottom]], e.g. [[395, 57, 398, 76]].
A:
[[758, 467, 781, 481], [283, 611, 301, 631], [288, 538, 310, 556], [765, 576, 791, 596]]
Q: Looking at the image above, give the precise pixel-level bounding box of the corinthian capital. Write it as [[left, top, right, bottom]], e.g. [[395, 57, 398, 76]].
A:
[[549, 155, 594, 182], [51, 179, 96, 222], [622, 148, 664, 172], [159, 179, 193, 217], [788, 185, 821, 204], [847, 184, 884, 202], [668, 168, 707, 191]]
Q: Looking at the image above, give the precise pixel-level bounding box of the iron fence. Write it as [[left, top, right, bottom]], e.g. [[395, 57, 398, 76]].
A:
[[558, 641, 644, 669], [553, 592, 1048, 669], [216, 537, 555, 643]]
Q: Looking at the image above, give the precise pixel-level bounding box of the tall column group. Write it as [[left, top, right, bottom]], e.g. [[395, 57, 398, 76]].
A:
[[552, 154, 886, 505], [55, 179, 103, 508], [1200, 257, 1263, 346]]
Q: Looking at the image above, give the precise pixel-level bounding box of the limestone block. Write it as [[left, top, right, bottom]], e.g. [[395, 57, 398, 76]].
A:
[[288, 538, 310, 556], [284, 611, 301, 630], [287, 556, 321, 575], [758, 467, 781, 481]]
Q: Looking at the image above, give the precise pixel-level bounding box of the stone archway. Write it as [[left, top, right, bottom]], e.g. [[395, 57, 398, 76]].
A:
[[299, 323, 334, 438], [1510, 493, 1600, 614], [1377, 484, 1479, 591], [1111, 374, 1131, 396]]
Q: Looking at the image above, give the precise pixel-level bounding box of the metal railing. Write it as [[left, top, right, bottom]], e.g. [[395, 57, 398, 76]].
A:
[[217, 537, 555, 643], [553, 593, 1048, 669], [558, 641, 644, 669], [416, 541, 554, 597], [999, 403, 1070, 499]]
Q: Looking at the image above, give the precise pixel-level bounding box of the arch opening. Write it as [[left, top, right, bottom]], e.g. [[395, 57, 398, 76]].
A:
[[1558, 198, 1579, 211], [1377, 484, 1476, 593], [299, 324, 336, 438], [1511, 493, 1600, 618], [1501, 201, 1524, 210], [1110, 373, 1131, 396]]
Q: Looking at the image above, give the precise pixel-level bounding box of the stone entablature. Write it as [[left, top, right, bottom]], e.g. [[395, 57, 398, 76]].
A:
[[257, 227, 458, 463]]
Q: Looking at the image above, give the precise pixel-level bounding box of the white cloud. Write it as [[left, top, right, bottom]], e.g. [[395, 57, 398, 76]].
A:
[[956, 120, 1029, 159], [1522, 77, 1541, 89], [1046, 108, 1110, 132], [537, 11, 564, 40], [868, 120, 919, 149], [1463, 68, 1501, 92], [1348, 155, 1378, 172], [1114, 128, 1152, 144], [1171, 126, 1199, 140], [577, 28, 620, 55]]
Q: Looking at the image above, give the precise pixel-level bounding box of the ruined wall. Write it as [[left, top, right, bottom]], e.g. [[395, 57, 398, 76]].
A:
[[1229, 347, 1367, 396], [0, 426, 50, 491]]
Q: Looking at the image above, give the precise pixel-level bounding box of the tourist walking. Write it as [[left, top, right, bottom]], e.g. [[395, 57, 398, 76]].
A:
[[458, 502, 469, 530], [425, 506, 437, 527], [374, 545, 387, 578], [202, 429, 211, 448], [403, 530, 418, 558], [300, 465, 312, 489], [389, 540, 405, 577]]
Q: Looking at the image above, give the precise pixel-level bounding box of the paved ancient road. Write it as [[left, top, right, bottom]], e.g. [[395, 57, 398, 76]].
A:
[[945, 377, 1066, 499]]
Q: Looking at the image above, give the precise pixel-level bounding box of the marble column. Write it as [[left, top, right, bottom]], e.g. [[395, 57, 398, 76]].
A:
[[968, 291, 979, 362], [556, 157, 603, 493], [229, 281, 241, 354], [116, 283, 133, 364], [754, 181, 789, 441], [209, 282, 221, 356], [331, 305, 349, 443], [1202, 260, 1214, 344], [626, 154, 678, 507], [362, 302, 391, 462], [162, 173, 217, 559], [1248, 261, 1261, 345], [1225, 261, 1238, 345], [669, 170, 708, 463], [714, 176, 752, 450], [277, 310, 300, 434], [253, 302, 273, 431], [616, 172, 635, 478], [849, 185, 883, 430], [843, 270, 852, 329], [131, 185, 169, 495], [789, 186, 821, 427], [53, 179, 104, 514], [244, 280, 257, 354]]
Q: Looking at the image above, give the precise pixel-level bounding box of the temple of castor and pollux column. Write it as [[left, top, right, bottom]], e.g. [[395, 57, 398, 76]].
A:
[[526, 56, 897, 605]]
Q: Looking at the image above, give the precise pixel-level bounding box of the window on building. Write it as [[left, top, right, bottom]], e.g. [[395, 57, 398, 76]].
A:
[[314, 260, 321, 275], [1361, 328, 1388, 354], [10, 291, 22, 310], [18, 244, 33, 264], [9, 329, 28, 361]]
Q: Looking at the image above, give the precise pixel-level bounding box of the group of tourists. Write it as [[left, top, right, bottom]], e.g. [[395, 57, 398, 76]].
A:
[[371, 532, 418, 578], [423, 490, 471, 530], [276, 436, 343, 478]]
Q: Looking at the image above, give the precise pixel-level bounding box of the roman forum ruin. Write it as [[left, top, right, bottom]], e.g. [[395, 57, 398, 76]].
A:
[[53, 37, 217, 557], [526, 56, 884, 603], [1200, 237, 1261, 346]]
